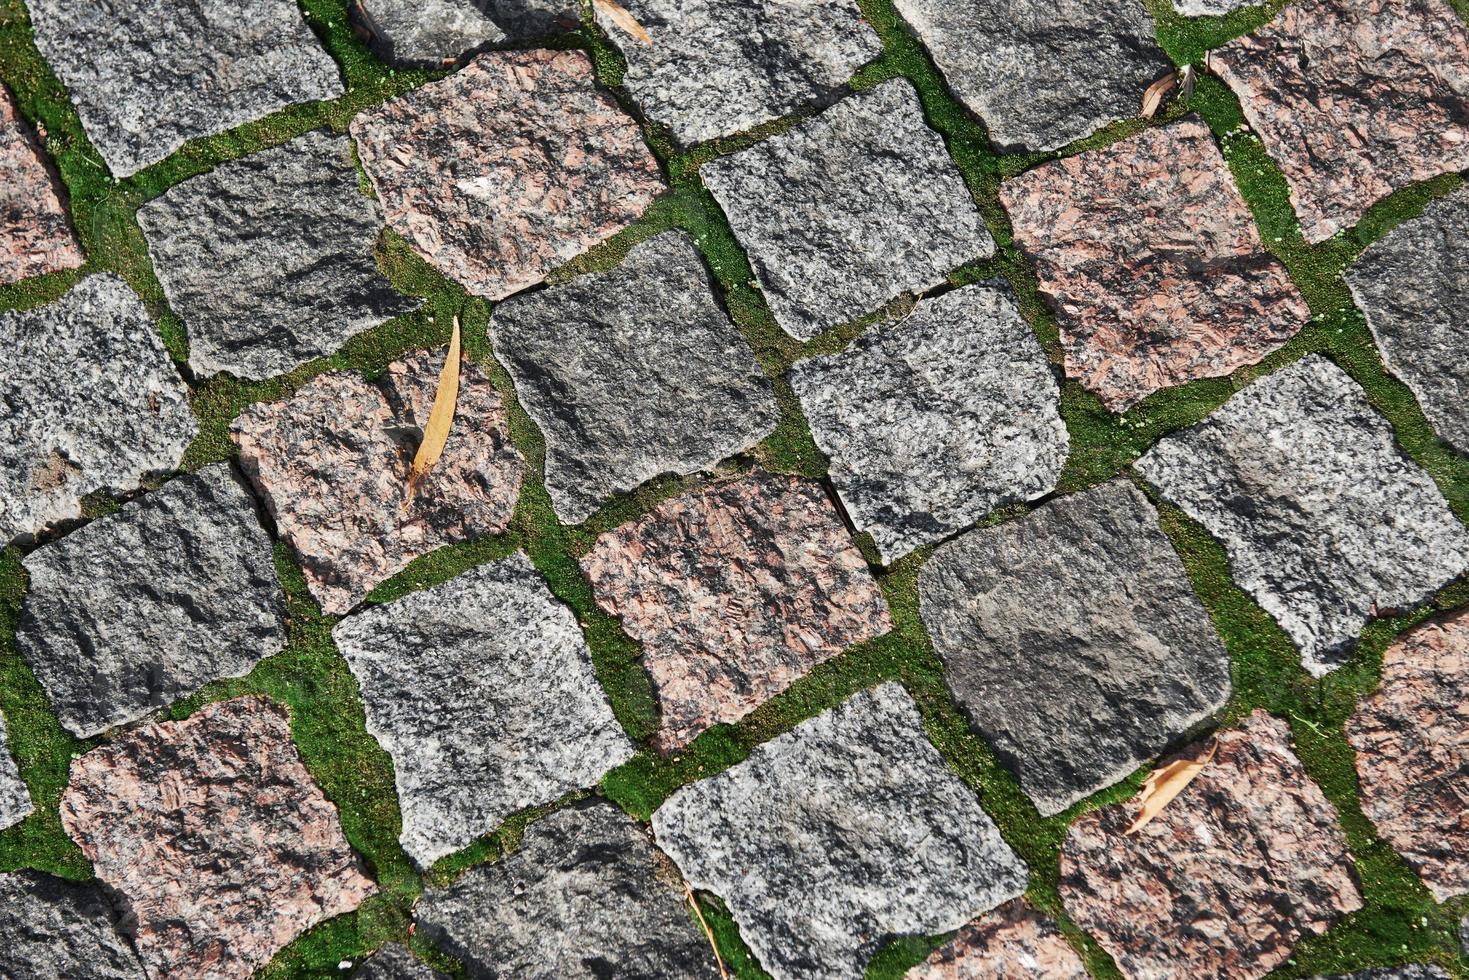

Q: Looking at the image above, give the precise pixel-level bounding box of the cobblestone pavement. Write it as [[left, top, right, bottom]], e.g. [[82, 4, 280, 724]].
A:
[[1, 0, 1468, 978]]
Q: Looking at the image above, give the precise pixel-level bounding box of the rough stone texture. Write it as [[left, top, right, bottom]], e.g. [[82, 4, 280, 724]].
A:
[[333, 555, 635, 866], [1135, 354, 1469, 675], [1174, 0, 1255, 13], [0, 83, 83, 285], [351, 50, 664, 301], [1315, 970, 1451, 980], [1061, 710, 1363, 980], [137, 130, 419, 381], [26, 0, 343, 178], [352, 0, 505, 67], [891, 0, 1170, 152], [653, 683, 1029, 980], [595, 0, 880, 146], [920, 480, 1231, 816], [703, 79, 992, 339], [0, 712, 32, 832], [353, 944, 449, 980], [1346, 188, 1469, 455], [489, 232, 779, 523], [999, 117, 1309, 412], [0, 274, 196, 546], [1345, 611, 1469, 901], [416, 802, 719, 979], [790, 282, 1068, 562], [905, 901, 1088, 980], [233, 350, 524, 615], [1462, 917, 1469, 957], [0, 871, 146, 980], [481, 0, 580, 36], [582, 473, 892, 752], [1212, 0, 1469, 243], [18, 465, 287, 738], [60, 697, 376, 980]]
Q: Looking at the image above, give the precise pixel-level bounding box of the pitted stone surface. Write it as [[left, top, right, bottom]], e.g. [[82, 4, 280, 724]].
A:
[[137, 130, 418, 381], [891, 0, 1170, 152], [333, 555, 635, 866], [582, 473, 891, 752], [352, 0, 505, 67], [60, 697, 376, 980], [0, 274, 196, 546], [0, 83, 83, 285], [416, 802, 719, 979], [595, 0, 880, 146], [17, 464, 286, 738], [0, 712, 32, 832], [1345, 611, 1469, 901], [1136, 355, 1469, 675], [1346, 188, 1469, 455], [905, 901, 1088, 980], [999, 117, 1309, 412], [1061, 710, 1363, 980], [233, 349, 525, 615], [0, 871, 146, 980], [1212, 0, 1469, 243], [702, 79, 992, 339], [351, 49, 664, 301], [26, 0, 342, 178], [652, 683, 1029, 980], [791, 282, 1068, 562], [490, 232, 779, 523], [354, 944, 449, 980], [920, 480, 1230, 816]]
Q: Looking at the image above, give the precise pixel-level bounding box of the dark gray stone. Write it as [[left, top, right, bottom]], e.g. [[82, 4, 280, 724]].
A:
[[919, 479, 1231, 816], [1136, 354, 1469, 675], [702, 80, 993, 339], [17, 464, 287, 738], [0, 871, 146, 980], [595, 0, 880, 145], [333, 555, 636, 866], [0, 275, 196, 547], [0, 712, 31, 832], [26, 0, 342, 177], [1314, 969, 1451, 980], [490, 231, 779, 523], [481, 0, 580, 36], [138, 130, 418, 380], [890, 0, 1170, 152], [416, 801, 719, 979], [1346, 188, 1469, 455], [652, 683, 1028, 980], [352, 0, 504, 67], [791, 282, 1068, 562], [353, 944, 449, 980]]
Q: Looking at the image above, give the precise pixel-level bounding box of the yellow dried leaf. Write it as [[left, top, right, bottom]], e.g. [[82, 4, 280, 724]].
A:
[[1141, 72, 1178, 119], [1124, 737, 1218, 835], [594, 0, 652, 45], [685, 885, 729, 980], [405, 316, 461, 501]]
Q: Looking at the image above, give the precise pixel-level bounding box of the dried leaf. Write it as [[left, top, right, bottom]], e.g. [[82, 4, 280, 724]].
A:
[[405, 316, 461, 501], [1141, 71, 1178, 119], [685, 885, 729, 980], [594, 0, 652, 44], [1180, 64, 1197, 101], [1125, 737, 1218, 835]]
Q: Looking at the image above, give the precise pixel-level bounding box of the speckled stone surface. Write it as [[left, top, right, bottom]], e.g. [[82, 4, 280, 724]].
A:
[[352, 943, 449, 980], [0, 871, 146, 980], [1212, 0, 1469, 242], [489, 231, 779, 523], [481, 0, 580, 36], [595, 0, 880, 145], [351, 0, 505, 67], [583, 473, 891, 752], [905, 901, 1088, 980], [0, 713, 31, 833], [0, 83, 83, 285], [26, 0, 342, 177], [653, 683, 1028, 980], [351, 49, 664, 301], [702, 79, 993, 339], [1136, 355, 1469, 675], [1174, 0, 1255, 13], [1000, 117, 1309, 411], [791, 282, 1068, 562], [1314, 967, 1452, 980]]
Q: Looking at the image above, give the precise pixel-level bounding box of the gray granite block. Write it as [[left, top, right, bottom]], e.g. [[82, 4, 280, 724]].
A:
[[17, 464, 287, 737], [1173, 0, 1256, 13], [919, 479, 1231, 815], [0, 872, 146, 980], [353, 944, 449, 980], [652, 682, 1028, 980], [352, 0, 505, 67], [1314, 969, 1451, 980], [0, 712, 32, 832], [702, 79, 993, 339], [481, 0, 580, 36]]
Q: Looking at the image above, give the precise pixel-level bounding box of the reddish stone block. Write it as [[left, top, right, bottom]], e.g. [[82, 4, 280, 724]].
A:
[[907, 901, 1088, 979], [0, 84, 83, 285]]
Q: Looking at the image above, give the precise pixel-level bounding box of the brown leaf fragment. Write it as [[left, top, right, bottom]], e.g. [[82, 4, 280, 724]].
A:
[[1141, 72, 1179, 119], [594, 0, 653, 45], [1180, 64, 1197, 101], [405, 316, 461, 501], [685, 885, 730, 980], [1125, 737, 1218, 835]]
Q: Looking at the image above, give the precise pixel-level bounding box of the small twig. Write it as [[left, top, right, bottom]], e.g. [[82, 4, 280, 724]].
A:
[[685, 885, 729, 980]]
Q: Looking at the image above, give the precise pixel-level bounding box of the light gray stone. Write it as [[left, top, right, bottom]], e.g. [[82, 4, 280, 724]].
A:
[[0, 712, 31, 832], [1460, 915, 1468, 957], [26, 0, 342, 178], [416, 802, 720, 979], [17, 464, 287, 738], [890, 0, 1170, 152], [490, 231, 779, 523], [1173, 0, 1256, 14], [0, 871, 146, 980], [919, 479, 1231, 815], [703, 80, 993, 339], [333, 555, 635, 866], [352, 0, 505, 67], [1346, 188, 1469, 456], [0, 274, 196, 546], [138, 130, 418, 381], [652, 683, 1028, 980], [1314, 969, 1451, 980], [791, 282, 1067, 562], [1136, 354, 1469, 675], [595, 0, 880, 145], [353, 944, 448, 980]]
